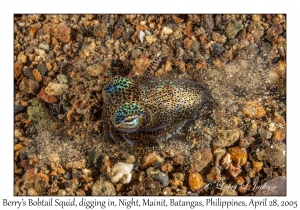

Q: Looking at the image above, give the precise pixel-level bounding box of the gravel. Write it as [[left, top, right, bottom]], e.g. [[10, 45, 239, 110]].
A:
[[14, 14, 286, 196]]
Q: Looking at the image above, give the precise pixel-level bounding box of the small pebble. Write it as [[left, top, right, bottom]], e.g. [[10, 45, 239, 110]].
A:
[[17, 53, 27, 64], [161, 26, 173, 35], [244, 102, 266, 119], [66, 159, 86, 169], [103, 155, 113, 168], [161, 162, 174, 173], [228, 147, 247, 166], [272, 129, 286, 141], [175, 60, 186, 73], [75, 189, 86, 196], [144, 30, 151, 36], [258, 128, 272, 140], [200, 14, 214, 33], [189, 172, 205, 192], [81, 168, 91, 177], [46, 63, 52, 71], [252, 160, 263, 172], [228, 163, 242, 177], [113, 25, 124, 39], [14, 143, 24, 151], [14, 104, 26, 116], [37, 63, 47, 76], [28, 188, 38, 196], [226, 20, 244, 39], [25, 46, 34, 55], [57, 189, 66, 196], [191, 40, 200, 54], [272, 114, 286, 141], [213, 128, 242, 148], [147, 167, 169, 187], [196, 62, 207, 70], [114, 183, 124, 193], [37, 87, 58, 104], [256, 150, 267, 161], [136, 24, 147, 31], [212, 32, 227, 44], [45, 82, 68, 96], [44, 23, 71, 42], [72, 170, 82, 179], [204, 54, 210, 60], [183, 37, 193, 49], [145, 36, 157, 44], [268, 123, 276, 132], [57, 74, 69, 84], [173, 155, 184, 165], [149, 168, 169, 187], [234, 176, 244, 185], [265, 143, 286, 168], [19, 77, 40, 94], [14, 129, 24, 138], [131, 49, 142, 59], [239, 136, 255, 148], [124, 155, 135, 165], [213, 58, 225, 71], [248, 169, 256, 178], [140, 151, 164, 169], [23, 67, 35, 80], [206, 166, 221, 183], [170, 172, 184, 187], [214, 148, 226, 166], [87, 60, 111, 77], [135, 177, 161, 196], [50, 162, 65, 174], [221, 153, 232, 169], [14, 61, 24, 80], [211, 43, 225, 55], [248, 123, 258, 136], [63, 172, 71, 180], [163, 60, 173, 72], [252, 14, 261, 22], [189, 148, 213, 172], [92, 178, 116, 196], [32, 69, 42, 82], [109, 162, 134, 184], [38, 43, 49, 51], [63, 44, 71, 53], [101, 156, 113, 174]]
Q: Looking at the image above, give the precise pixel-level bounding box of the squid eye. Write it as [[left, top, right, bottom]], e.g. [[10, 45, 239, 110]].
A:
[[123, 117, 139, 128], [115, 116, 141, 133], [113, 102, 146, 133]]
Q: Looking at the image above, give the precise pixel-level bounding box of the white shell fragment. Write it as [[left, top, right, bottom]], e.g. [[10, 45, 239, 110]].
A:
[[161, 26, 173, 35], [45, 82, 68, 96], [109, 162, 134, 184], [139, 31, 145, 43]]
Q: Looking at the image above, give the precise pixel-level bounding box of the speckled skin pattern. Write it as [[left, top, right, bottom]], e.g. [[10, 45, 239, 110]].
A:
[[102, 75, 210, 154]]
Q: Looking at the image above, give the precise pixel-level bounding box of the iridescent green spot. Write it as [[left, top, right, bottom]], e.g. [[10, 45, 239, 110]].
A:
[[104, 77, 133, 94]]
